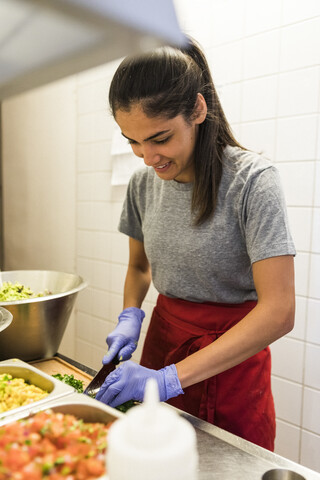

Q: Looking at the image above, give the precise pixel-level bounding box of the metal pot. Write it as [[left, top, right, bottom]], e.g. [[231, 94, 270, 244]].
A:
[[0, 270, 87, 361]]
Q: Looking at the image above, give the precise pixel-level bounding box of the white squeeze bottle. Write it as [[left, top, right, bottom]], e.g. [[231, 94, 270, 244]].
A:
[[106, 378, 199, 480]]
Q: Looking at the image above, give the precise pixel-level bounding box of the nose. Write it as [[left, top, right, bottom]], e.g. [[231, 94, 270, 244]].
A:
[[135, 144, 161, 166]]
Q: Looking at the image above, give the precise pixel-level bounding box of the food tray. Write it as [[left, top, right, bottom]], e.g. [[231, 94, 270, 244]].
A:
[[39, 394, 123, 480], [30, 356, 93, 389], [0, 358, 76, 425], [25, 391, 123, 421], [0, 392, 123, 480]]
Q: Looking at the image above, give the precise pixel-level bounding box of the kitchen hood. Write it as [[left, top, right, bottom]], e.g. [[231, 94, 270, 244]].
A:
[[0, 0, 187, 100]]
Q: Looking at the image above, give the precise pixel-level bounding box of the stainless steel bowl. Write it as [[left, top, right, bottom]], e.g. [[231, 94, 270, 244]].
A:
[[262, 470, 306, 480], [0, 270, 87, 361]]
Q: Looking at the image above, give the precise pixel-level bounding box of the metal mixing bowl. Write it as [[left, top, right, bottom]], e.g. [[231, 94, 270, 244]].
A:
[[262, 470, 306, 480], [0, 270, 87, 361]]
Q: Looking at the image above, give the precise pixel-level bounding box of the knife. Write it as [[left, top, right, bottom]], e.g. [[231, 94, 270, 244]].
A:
[[84, 359, 119, 397]]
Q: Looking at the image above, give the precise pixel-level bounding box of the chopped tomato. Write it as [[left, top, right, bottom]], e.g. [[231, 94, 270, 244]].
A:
[[3, 449, 30, 469], [77, 457, 105, 478], [0, 409, 112, 479]]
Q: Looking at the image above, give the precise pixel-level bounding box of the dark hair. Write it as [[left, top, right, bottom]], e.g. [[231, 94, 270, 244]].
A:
[[109, 37, 243, 225]]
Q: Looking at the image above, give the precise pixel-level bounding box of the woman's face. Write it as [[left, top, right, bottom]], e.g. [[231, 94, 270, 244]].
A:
[[115, 96, 207, 183]]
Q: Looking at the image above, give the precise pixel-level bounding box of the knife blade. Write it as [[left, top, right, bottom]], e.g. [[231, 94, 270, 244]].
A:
[[84, 360, 118, 397]]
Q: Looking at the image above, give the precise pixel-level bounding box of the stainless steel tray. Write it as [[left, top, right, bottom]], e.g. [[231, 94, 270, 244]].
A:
[[0, 357, 76, 425], [0, 391, 123, 480], [25, 391, 124, 422]]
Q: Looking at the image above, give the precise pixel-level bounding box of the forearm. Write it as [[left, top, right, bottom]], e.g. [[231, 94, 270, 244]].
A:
[[123, 264, 151, 309], [104, 236, 151, 364], [176, 255, 295, 389], [176, 300, 294, 389]]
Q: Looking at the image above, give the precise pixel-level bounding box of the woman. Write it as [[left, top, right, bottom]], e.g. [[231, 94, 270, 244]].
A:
[[96, 37, 296, 451]]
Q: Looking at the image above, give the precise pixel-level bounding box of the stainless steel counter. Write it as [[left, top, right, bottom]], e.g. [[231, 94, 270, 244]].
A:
[[56, 354, 320, 480], [183, 412, 320, 480]]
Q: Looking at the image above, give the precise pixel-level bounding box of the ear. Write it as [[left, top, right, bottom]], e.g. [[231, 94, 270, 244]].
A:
[[193, 93, 207, 124]]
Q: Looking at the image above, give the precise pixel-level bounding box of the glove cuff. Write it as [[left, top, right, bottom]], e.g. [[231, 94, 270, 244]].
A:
[[162, 364, 184, 401], [119, 307, 145, 324]]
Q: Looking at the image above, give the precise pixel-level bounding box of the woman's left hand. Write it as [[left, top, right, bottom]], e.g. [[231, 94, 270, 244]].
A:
[[95, 361, 184, 407]]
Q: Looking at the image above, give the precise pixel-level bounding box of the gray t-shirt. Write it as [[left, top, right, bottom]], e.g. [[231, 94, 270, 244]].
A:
[[118, 146, 296, 303]]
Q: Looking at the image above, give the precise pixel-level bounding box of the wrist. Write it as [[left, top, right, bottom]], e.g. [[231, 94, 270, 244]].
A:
[[162, 364, 184, 400], [120, 307, 145, 323]]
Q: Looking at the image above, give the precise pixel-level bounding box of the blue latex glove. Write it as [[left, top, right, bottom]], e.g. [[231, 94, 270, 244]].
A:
[[95, 360, 184, 407], [103, 307, 145, 364]]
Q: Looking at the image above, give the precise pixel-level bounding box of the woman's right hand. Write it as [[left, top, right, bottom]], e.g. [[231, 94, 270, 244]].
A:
[[103, 307, 145, 364]]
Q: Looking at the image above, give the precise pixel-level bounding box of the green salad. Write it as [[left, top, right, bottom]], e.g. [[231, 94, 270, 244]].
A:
[[0, 281, 50, 301]]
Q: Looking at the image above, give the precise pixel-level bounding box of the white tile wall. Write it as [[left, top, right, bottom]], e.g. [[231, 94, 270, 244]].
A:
[[312, 209, 320, 253], [301, 430, 320, 472], [278, 67, 320, 118], [287, 207, 312, 251], [2, 0, 320, 473], [304, 344, 320, 390], [244, 0, 282, 35], [78, 111, 113, 143], [275, 117, 318, 162], [239, 120, 276, 160], [77, 202, 113, 230], [77, 142, 112, 173], [242, 76, 278, 122], [243, 31, 280, 79], [276, 162, 315, 206], [293, 252, 310, 298], [282, 0, 320, 24], [280, 18, 320, 72], [306, 299, 320, 345], [197, 0, 246, 46], [271, 377, 302, 425], [309, 254, 320, 299], [275, 420, 300, 463], [314, 163, 320, 205], [270, 337, 304, 383], [302, 387, 320, 435], [219, 83, 242, 124], [208, 42, 243, 85]]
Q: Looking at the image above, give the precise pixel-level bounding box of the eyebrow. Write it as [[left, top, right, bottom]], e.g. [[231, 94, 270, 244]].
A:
[[121, 129, 171, 143]]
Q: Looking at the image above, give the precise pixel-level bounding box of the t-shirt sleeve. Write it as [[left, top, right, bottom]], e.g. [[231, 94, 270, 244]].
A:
[[242, 166, 296, 263], [118, 173, 144, 242]]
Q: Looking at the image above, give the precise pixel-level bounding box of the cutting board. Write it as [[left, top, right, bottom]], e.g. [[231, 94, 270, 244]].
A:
[[30, 357, 93, 389]]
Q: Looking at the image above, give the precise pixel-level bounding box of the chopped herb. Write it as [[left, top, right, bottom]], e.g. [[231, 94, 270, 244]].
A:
[[42, 461, 54, 474], [61, 466, 71, 475], [115, 400, 139, 412], [79, 436, 91, 444], [52, 373, 84, 393], [40, 426, 48, 436]]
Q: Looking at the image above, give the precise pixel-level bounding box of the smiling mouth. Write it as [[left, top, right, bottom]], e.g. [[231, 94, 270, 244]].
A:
[[155, 161, 171, 169]]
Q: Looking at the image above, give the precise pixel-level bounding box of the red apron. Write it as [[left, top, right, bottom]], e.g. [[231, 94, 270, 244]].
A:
[[140, 294, 276, 451]]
